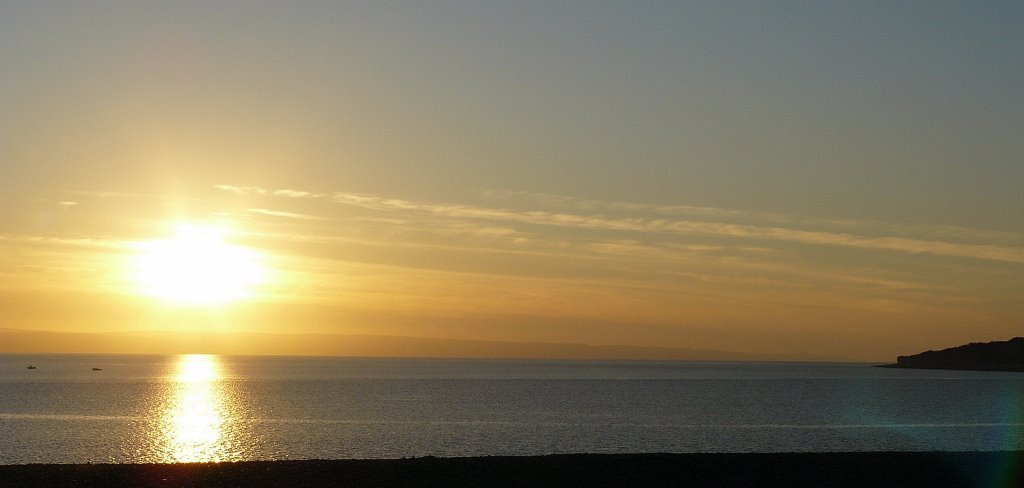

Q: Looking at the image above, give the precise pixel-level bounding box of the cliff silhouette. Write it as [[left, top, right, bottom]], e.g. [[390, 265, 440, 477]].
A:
[[882, 337, 1024, 372]]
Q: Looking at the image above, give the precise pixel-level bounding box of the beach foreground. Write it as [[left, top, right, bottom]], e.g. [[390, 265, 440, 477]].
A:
[[1, 452, 1021, 487]]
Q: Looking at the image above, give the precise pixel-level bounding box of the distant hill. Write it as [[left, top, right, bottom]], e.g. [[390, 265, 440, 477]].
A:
[[881, 337, 1024, 372], [0, 327, 836, 362]]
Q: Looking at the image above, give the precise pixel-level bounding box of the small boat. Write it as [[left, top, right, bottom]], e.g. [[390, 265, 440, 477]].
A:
[[27, 365, 37, 369], [92, 367, 102, 371]]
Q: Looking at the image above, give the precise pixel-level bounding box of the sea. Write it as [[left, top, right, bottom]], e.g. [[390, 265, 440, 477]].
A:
[[1, 354, 1022, 464]]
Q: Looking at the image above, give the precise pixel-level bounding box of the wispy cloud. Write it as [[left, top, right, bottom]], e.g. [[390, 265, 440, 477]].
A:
[[481, 189, 1024, 246], [214, 184, 267, 195], [214, 185, 1024, 264], [273, 189, 327, 199], [0, 235, 131, 251], [214, 185, 327, 200], [246, 208, 327, 221], [329, 192, 1024, 264]]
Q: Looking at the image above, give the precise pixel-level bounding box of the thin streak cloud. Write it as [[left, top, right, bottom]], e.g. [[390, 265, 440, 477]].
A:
[[246, 208, 328, 221], [215, 185, 1023, 264]]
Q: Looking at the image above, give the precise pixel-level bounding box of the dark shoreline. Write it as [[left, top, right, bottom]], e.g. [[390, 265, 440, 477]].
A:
[[880, 337, 1024, 372], [877, 362, 1024, 372], [2, 452, 1021, 487]]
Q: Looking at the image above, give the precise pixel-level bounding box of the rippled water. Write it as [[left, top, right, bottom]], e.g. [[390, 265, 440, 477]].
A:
[[1, 354, 1022, 464]]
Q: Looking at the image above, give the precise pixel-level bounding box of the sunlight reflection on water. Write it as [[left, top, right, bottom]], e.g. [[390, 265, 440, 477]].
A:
[[154, 354, 246, 463], [3, 356, 1021, 464]]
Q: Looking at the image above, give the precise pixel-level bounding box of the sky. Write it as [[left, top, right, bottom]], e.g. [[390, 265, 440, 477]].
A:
[[0, 1, 1021, 361]]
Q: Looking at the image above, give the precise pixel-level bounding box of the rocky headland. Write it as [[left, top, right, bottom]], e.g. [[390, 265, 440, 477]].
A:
[[881, 337, 1024, 372]]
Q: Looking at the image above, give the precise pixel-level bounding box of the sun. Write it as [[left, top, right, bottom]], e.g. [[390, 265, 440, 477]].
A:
[[132, 224, 266, 304]]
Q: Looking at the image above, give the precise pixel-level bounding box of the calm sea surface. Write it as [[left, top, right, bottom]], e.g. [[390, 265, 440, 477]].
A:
[[1, 354, 1022, 464]]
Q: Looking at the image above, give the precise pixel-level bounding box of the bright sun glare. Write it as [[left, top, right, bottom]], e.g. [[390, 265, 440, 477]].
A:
[[133, 224, 265, 304]]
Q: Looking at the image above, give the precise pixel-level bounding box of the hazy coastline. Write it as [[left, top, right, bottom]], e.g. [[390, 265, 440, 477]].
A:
[[0, 328, 848, 362]]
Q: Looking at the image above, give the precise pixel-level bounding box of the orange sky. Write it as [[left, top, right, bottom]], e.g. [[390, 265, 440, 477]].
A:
[[1, 184, 1020, 361], [1, 3, 1022, 361]]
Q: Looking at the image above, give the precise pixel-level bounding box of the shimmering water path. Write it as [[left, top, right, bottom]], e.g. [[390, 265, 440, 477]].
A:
[[2, 354, 1022, 463]]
